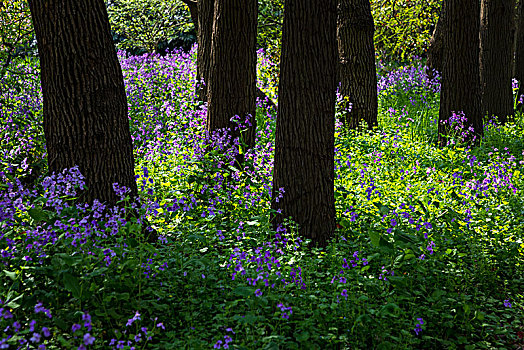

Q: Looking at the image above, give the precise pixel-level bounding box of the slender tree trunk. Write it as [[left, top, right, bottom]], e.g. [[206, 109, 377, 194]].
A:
[[28, 0, 138, 206], [206, 0, 258, 151], [197, 0, 214, 101], [186, 0, 276, 111], [515, 0, 524, 110], [426, 0, 447, 79], [438, 0, 483, 146], [480, 0, 515, 124], [181, 0, 198, 33], [272, 0, 338, 247], [337, 0, 378, 130]]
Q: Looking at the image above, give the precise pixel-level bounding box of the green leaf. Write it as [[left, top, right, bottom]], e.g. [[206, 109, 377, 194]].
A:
[[6, 293, 24, 309], [369, 230, 381, 247], [233, 286, 253, 298], [28, 206, 49, 222], [126, 237, 139, 248], [368, 230, 394, 251], [3, 270, 17, 281], [475, 311, 485, 321], [63, 273, 82, 299], [294, 330, 310, 342]]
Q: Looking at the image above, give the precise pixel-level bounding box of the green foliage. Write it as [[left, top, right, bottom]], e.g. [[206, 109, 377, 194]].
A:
[[371, 0, 442, 62], [258, 0, 283, 69], [0, 0, 34, 78], [105, 0, 194, 53]]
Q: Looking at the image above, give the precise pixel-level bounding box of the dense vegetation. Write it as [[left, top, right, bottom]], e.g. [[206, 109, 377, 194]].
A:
[[1, 44, 523, 349]]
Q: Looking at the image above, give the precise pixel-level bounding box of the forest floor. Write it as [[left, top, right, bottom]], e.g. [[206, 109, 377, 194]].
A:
[[0, 48, 523, 349]]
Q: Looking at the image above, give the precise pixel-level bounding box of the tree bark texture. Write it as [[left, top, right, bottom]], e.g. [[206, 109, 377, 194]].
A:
[[28, 0, 138, 205], [206, 0, 258, 150], [438, 0, 483, 146], [337, 0, 378, 130], [271, 0, 338, 247], [426, 0, 447, 79], [197, 0, 214, 101], [181, 0, 199, 33], [515, 0, 524, 110], [480, 0, 515, 124]]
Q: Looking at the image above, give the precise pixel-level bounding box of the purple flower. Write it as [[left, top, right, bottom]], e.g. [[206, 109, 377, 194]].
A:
[[84, 333, 95, 345], [126, 311, 141, 326], [504, 300, 512, 308], [30, 332, 41, 343], [414, 317, 424, 335], [255, 289, 263, 297]]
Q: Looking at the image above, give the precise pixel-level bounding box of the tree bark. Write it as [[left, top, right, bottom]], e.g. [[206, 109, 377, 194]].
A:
[[197, 0, 214, 101], [337, 0, 378, 130], [426, 0, 447, 79], [480, 0, 515, 124], [181, 0, 199, 33], [515, 0, 524, 110], [28, 0, 138, 206], [272, 0, 338, 247], [206, 0, 258, 151], [185, 0, 277, 111], [438, 0, 483, 146]]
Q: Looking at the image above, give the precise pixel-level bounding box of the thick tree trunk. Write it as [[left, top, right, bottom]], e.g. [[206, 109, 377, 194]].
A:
[[271, 0, 337, 247], [206, 0, 258, 151], [480, 0, 515, 124], [197, 0, 214, 102], [515, 0, 524, 110], [28, 0, 138, 206], [438, 0, 483, 146], [337, 0, 378, 130], [426, 0, 447, 79]]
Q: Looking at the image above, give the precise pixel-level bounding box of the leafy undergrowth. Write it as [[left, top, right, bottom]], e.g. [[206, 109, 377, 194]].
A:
[[1, 47, 523, 349]]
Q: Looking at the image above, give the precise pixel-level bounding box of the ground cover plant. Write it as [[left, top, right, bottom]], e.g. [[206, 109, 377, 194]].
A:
[[1, 46, 523, 349]]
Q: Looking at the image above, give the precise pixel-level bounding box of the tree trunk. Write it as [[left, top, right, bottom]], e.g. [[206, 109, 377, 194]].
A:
[[515, 0, 524, 110], [480, 0, 515, 124], [438, 0, 483, 146], [197, 0, 214, 101], [337, 0, 378, 130], [181, 0, 199, 33], [206, 0, 258, 151], [271, 0, 338, 247], [28, 0, 138, 206], [426, 0, 447, 79]]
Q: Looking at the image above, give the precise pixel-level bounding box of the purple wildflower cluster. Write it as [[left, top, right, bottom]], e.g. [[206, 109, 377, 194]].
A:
[[440, 111, 477, 145], [277, 303, 293, 320], [377, 62, 440, 95], [1, 299, 95, 349], [414, 317, 424, 336], [331, 251, 368, 285], [213, 328, 235, 349]]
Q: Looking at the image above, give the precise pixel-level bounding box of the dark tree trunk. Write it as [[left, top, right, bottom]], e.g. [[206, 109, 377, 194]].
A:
[[438, 0, 483, 146], [185, 1, 277, 112], [181, 0, 199, 33], [28, 0, 138, 206], [206, 0, 258, 151], [480, 0, 515, 124], [426, 0, 447, 79], [197, 0, 214, 101], [271, 0, 338, 247], [337, 0, 378, 130], [515, 0, 524, 110]]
